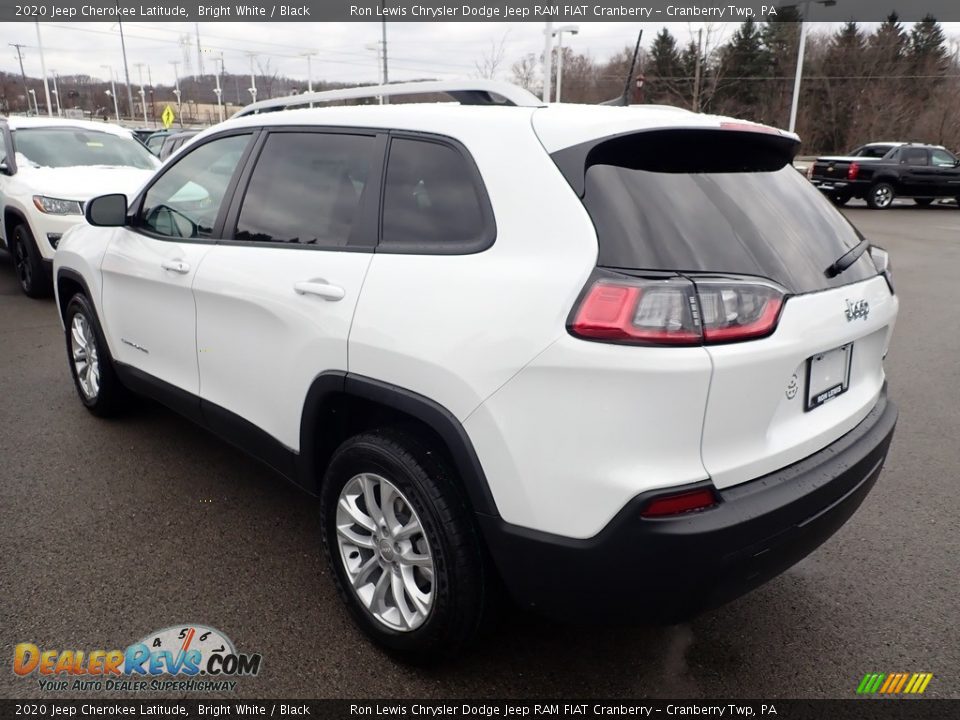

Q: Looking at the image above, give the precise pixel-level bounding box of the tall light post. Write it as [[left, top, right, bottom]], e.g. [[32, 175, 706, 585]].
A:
[[364, 43, 383, 103], [135, 63, 148, 126], [50, 69, 62, 116], [212, 53, 224, 122], [116, 17, 135, 121], [101, 65, 120, 122], [552, 24, 579, 103], [247, 53, 258, 103], [542, 21, 554, 103], [786, 0, 837, 133], [34, 22, 53, 116], [170, 60, 183, 127]]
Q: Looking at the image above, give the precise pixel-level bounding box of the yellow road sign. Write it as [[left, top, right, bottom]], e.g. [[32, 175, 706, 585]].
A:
[[161, 105, 175, 129]]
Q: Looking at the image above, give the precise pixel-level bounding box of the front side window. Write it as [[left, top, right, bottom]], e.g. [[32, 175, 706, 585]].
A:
[[234, 132, 377, 246], [13, 128, 158, 170], [381, 138, 489, 249], [139, 134, 251, 239], [931, 149, 957, 167]]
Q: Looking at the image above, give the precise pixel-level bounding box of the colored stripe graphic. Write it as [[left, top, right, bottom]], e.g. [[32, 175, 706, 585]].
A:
[[857, 672, 933, 694]]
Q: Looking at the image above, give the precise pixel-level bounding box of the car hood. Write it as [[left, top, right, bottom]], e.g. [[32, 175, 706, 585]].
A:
[[19, 165, 155, 202]]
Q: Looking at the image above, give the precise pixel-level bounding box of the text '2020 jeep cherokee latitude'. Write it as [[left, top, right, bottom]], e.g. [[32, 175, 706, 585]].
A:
[[53, 81, 898, 660]]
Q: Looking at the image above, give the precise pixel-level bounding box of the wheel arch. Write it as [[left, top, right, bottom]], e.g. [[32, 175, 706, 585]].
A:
[[3, 206, 31, 245], [55, 268, 95, 326], [298, 372, 500, 518]]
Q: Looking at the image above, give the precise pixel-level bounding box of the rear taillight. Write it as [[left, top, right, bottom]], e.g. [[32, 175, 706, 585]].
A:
[[570, 272, 786, 346], [640, 487, 718, 517], [847, 162, 860, 180]]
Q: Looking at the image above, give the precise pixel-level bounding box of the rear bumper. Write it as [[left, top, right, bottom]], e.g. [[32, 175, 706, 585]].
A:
[[479, 387, 897, 622]]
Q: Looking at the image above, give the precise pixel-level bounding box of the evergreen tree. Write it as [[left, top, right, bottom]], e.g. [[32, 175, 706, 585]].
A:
[[717, 18, 769, 119], [646, 28, 683, 104]]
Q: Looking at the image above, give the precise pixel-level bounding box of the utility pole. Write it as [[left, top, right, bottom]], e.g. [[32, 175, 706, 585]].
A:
[[692, 28, 703, 112], [170, 60, 183, 127], [195, 23, 204, 77], [34, 23, 53, 116], [380, 5, 389, 103], [10, 43, 30, 114], [135, 63, 148, 126], [147, 65, 155, 127], [542, 22, 554, 103], [117, 15, 135, 121], [50, 69, 62, 116]]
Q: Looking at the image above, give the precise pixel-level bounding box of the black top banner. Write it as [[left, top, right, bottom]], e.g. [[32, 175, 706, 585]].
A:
[[5, 0, 960, 23], [0, 701, 957, 720]]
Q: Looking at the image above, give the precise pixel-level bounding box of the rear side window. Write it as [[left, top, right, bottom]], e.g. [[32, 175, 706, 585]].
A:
[[566, 131, 877, 294], [381, 137, 492, 251], [234, 132, 377, 247], [901, 148, 928, 166]]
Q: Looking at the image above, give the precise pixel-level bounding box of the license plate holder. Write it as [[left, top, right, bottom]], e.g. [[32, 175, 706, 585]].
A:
[[805, 343, 853, 411]]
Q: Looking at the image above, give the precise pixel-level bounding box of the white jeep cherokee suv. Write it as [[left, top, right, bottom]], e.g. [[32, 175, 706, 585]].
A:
[[53, 81, 898, 659], [0, 115, 159, 297]]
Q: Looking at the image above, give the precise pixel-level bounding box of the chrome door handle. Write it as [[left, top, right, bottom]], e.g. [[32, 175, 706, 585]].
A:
[[293, 280, 345, 301], [161, 259, 190, 274]]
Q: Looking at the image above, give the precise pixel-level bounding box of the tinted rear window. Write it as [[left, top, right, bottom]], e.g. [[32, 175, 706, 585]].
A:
[[580, 152, 877, 294]]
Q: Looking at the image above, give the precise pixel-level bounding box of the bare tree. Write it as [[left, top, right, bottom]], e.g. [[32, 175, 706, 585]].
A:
[[475, 33, 510, 80], [511, 53, 539, 94]]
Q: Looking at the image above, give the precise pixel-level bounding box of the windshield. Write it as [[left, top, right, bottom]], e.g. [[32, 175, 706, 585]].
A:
[[13, 128, 159, 170]]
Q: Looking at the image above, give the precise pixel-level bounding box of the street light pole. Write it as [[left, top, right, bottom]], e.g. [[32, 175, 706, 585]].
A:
[[170, 60, 183, 127], [50, 69, 62, 116], [788, 0, 837, 133], [117, 16, 135, 121], [102, 65, 120, 123], [552, 25, 579, 103], [542, 22, 553, 103], [213, 53, 224, 122], [135, 63, 148, 126], [35, 23, 53, 116]]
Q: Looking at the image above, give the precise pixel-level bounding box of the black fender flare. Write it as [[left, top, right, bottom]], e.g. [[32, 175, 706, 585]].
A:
[[298, 372, 500, 518]]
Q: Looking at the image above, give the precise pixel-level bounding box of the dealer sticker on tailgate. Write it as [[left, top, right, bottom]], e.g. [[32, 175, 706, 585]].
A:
[[806, 343, 853, 411]]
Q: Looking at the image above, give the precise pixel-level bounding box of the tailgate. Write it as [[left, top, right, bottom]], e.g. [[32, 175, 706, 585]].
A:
[[701, 275, 897, 489]]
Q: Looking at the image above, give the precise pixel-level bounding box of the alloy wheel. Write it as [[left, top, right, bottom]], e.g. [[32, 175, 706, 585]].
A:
[[335, 472, 435, 632], [13, 232, 31, 292], [873, 185, 893, 208], [70, 313, 101, 401]]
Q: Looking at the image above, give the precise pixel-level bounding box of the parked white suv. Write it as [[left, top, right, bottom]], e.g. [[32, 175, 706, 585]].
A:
[[0, 115, 159, 297], [53, 81, 899, 659]]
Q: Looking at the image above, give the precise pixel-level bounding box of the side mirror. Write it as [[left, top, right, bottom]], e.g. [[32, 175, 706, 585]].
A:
[[85, 194, 127, 227]]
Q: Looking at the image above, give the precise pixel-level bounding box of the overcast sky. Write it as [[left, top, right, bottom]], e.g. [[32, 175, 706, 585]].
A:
[[2, 21, 958, 89]]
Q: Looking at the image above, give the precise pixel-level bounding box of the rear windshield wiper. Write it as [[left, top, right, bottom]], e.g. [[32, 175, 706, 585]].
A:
[[825, 238, 870, 278]]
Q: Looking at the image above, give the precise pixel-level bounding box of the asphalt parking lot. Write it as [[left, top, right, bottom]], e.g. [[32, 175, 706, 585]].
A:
[[1, 201, 958, 700]]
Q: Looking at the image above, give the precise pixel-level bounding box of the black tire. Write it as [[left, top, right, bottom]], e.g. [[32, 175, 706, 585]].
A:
[[11, 223, 49, 298], [866, 182, 896, 209], [830, 193, 851, 207], [63, 293, 129, 417], [913, 198, 934, 207], [320, 429, 489, 661]]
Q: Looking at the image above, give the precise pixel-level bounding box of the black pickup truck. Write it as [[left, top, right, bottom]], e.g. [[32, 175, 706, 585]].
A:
[[808, 143, 960, 209]]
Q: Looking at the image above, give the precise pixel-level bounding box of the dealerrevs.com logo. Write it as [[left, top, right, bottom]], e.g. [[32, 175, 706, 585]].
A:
[[13, 625, 262, 693]]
